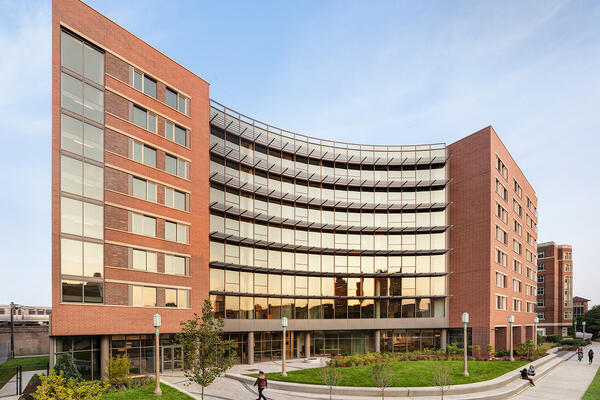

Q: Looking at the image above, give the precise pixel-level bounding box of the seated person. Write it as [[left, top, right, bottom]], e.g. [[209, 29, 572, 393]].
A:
[[528, 365, 536, 376], [521, 368, 535, 386]]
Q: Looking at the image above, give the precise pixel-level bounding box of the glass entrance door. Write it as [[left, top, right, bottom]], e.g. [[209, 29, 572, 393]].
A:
[[161, 345, 182, 372]]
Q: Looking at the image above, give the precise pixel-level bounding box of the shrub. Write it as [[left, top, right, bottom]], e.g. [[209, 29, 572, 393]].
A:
[[53, 353, 82, 380], [106, 354, 131, 387], [494, 349, 509, 357], [546, 334, 563, 343], [474, 345, 481, 358], [516, 340, 536, 360], [33, 370, 110, 400], [487, 344, 494, 358]]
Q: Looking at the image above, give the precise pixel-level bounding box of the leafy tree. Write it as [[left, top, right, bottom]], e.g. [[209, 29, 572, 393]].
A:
[[432, 363, 453, 400], [486, 344, 494, 359], [580, 305, 600, 339], [53, 353, 81, 380], [319, 362, 342, 400], [516, 339, 536, 360], [177, 299, 236, 400], [371, 361, 395, 400]]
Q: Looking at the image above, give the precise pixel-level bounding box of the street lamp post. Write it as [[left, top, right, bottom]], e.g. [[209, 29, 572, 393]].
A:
[[508, 315, 515, 362], [574, 320, 577, 339], [462, 312, 469, 376], [281, 317, 288, 377], [533, 317, 539, 349], [582, 321, 587, 338], [153, 314, 162, 396]]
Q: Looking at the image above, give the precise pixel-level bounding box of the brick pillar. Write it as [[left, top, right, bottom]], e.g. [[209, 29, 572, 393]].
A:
[[247, 332, 254, 365]]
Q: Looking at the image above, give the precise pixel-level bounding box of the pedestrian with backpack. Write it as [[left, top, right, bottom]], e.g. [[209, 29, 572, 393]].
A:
[[589, 349, 594, 365], [254, 370, 268, 400]]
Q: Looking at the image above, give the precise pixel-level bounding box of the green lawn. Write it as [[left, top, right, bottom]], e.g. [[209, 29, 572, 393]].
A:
[[0, 356, 49, 389], [253, 360, 528, 387], [101, 383, 193, 399], [583, 365, 600, 400]]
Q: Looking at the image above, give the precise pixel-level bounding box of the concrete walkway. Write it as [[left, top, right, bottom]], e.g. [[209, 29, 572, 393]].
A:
[[0, 369, 45, 399], [510, 344, 599, 400]]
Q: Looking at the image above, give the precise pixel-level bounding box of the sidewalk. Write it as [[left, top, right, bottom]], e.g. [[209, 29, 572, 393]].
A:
[[510, 343, 599, 400]]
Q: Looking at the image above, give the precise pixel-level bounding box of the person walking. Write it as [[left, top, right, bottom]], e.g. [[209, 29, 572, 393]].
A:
[[520, 368, 535, 386], [589, 349, 594, 365], [254, 370, 268, 400], [577, 347, 584, 362]]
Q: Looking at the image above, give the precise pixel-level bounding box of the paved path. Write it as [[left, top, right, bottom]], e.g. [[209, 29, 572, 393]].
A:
[[510, 344, 599, 400], [0, 369, 45, 399]]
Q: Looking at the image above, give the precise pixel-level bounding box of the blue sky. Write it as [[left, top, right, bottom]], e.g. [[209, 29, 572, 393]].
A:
[[0, 0, 598, 307]]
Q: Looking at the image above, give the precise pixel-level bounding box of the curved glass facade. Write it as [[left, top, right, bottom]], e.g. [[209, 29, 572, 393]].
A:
[[208, 101, 450, 323]]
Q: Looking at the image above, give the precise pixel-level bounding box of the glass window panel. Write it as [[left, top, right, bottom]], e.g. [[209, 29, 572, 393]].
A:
[[133, 142, 143, 163], [83, 242, 103, 278], [83, 163, 103, 200], [177, 289, 188, 308], [133, 286, 143, 306], [165, 122, 174, 141], [143, 76, 157, 98], [84, 83, 104, 123], [166, 88, 177, 109], [61, 32, 83, 74], [62, 280, 83, 302], [133, 106, 147, 129], [61, 72, 83, 116], [132, 249, 146, 270], [143, 287, 156, 307], [165, 289, 177, 307], [147, 252, 157, 272], [147, 182, 156, 202], [84, 281, 103, 303], [133, 71, 142, 91], [174, 126, 186, 146], [165, 155, 177, 175], [61, 238, 82, 276], [83, 202, 103, 239], [148, 113, 157, 133], [210, 268, 224, 291], [83, 44, 104, 85], [165, 221, 176, 241], [177, 224, 187, 243], [174, 191, 186, 211], [143, 216, 156, 237], [61, 197, 82, 236], [83, 123, 103, 162], [61, 114, 83, 155], [177, 159, 186, 178], [143, 147, 156, 168], [178, 95, 186, 113], [132, 177, 147, 199]]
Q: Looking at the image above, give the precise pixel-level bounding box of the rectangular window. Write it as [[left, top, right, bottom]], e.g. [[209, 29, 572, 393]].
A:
[[495, 248, 507, 267], [165, 254, 187, 275], [496, 179, 508, 201], [132, 177, 156, 202], [513, 219, 522, 235], [537, 287, 544, 296], [496, 295, 507, 310], [526, 267, 536, 280], [537, 262, 544, 271], [61, 114, 104, 162], [165, 121, 188, 147], [495, 225, 508, 244], [513, 239, 522, 255], [60, 156, 103, 200], [164, 187, 187, 211], [495, 272, 507, 288], [564, 264, 571, 272], [513, 279, 522, 293], [537, 298, 544, 307], [165, 288, 188, 308], [537, 311, 545, 319], [61, 31, 104, 85], [513, 179, 522, 198], [132, 142, 157, 168], [513, 199, 522, 216], [496, 203, 508, 223], [537, 275, 544, 283], [131, 213, 156, 237], [133, 105, 157, 133], [496, 156, 508, 180], [164, 221, 188, 243], [133, 286, 157, 307], [513, 259, 522, 274], [513, 299, 522, 312], [133, 70, 157, 98], [61, 197, 103, 239], [526, 249, 535, 263], [564, 252, 572, 260], [165, 87, 188, 114], [165, 154, 188, 178], [132, 249, 157, 272]]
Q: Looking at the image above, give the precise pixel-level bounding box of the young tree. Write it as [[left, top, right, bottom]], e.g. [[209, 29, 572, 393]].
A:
[[177, 299, 236, 400], [432, 363, 453, 400], [320, 362, 342, 400], [371, 361, 395, 400]]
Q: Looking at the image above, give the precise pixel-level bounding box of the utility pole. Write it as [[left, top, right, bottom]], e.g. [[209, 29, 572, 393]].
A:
[[10, 302, 16, 359]]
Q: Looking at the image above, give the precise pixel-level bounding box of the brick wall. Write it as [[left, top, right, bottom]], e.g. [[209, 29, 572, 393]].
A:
[[105, 52, 128, 83], [105, 91, 129, 120]]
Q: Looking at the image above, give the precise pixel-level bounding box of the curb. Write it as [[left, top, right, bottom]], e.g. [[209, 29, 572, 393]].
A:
[[227, 352, 560, 398]]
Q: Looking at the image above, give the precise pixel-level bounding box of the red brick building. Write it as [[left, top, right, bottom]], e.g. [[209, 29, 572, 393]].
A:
[[535, 242, 573, 336], [51, 0, 539, 377], [573, 296, 590, 318]]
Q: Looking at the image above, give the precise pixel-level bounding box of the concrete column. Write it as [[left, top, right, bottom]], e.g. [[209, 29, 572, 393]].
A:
[[49, 336, 56, 369], [375, 330, 381, 353], [305, 332, 311, 358], [375, 280, 381, 318], [296, 332, 301, 359], [100, 335, 110, 380], [440, 329, 447, 351], [247, 332, 254, 365]]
